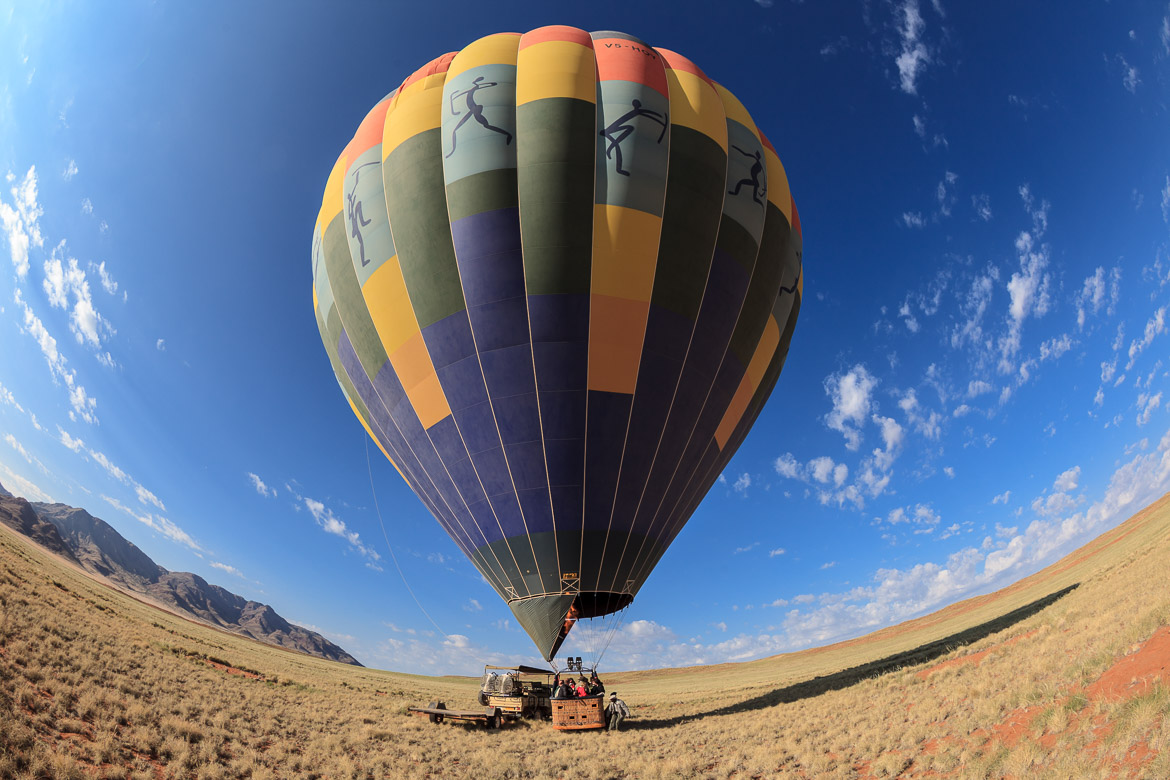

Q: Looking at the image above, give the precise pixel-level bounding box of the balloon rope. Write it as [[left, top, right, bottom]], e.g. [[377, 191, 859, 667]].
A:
[[365, 435, 455, 644]]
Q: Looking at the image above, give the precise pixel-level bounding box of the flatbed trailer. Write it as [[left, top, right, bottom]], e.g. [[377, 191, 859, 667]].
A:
[[408, 701, 514, 729]]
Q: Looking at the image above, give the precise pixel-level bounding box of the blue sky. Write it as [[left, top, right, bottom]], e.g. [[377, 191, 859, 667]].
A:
[[1, 1, 1169, 675]]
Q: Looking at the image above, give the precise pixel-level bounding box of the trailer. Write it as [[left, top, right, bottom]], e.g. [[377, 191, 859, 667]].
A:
[[408, 701, 515, 729]]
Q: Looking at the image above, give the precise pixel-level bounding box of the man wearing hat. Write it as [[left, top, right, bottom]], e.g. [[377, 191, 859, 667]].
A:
[[604, 691, 630, 732]]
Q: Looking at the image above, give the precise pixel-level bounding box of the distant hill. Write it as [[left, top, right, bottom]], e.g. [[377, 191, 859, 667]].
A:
[[0, 481, 360, 666]]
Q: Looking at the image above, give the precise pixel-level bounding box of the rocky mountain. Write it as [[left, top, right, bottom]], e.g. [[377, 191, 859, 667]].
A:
[[0, 495, 80, 564], [0, 481, 360, 666]]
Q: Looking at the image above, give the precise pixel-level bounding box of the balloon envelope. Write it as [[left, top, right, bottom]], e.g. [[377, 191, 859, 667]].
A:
[[312, 27, 803, 661]]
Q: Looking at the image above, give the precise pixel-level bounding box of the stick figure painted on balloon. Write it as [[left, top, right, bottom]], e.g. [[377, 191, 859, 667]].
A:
[[445, 76, 513, 158], [728, 145, 767, 206], [599, 99, 668, 177], [346, 160, 379, 267]]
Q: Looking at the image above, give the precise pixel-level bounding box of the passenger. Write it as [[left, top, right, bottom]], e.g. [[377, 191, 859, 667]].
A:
[[552, 680, 566, 699], [589, 674, 605, 696], [575, 679, 587, 698]]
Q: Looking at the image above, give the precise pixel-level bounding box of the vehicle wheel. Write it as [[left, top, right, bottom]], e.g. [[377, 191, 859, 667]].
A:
[[427, 701, 446, 724], [484, 707, 500, 729]]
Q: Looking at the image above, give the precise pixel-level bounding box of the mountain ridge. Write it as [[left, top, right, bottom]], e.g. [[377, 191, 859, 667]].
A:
[[0, 481, 360, 666]]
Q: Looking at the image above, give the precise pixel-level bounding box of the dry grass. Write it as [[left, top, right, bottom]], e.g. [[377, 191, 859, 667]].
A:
[[2, 493, 1170, 778]]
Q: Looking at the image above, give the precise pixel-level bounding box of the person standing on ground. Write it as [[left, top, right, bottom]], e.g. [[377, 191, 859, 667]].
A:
[[605, 691, 630, 732]]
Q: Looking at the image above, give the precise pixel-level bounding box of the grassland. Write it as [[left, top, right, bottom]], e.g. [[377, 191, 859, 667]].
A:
[[2, 494, 1169, 778]]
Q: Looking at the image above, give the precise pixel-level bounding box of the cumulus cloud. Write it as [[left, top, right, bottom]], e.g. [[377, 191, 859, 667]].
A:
[[42, 241, 115, 349], [0, 382, 24, 413], [247, 472, 277, 498], [999, 188, 1053, 372], [14, 289, 99, 424], [885, 503, 941, 528], [94, 261, 118, 296], [209, 561, 245, 578], [63, 160, 78, 181], [898, 388, 942, 439], [102, 494, 204, 553], [824, 364, 877, 450], [1137, 391, 1163, 426], [56, 426, 84, 452], [992, 490, 1011, 505], [972, 193, 992, 221], [1126, 306, 1166, 370], [303, 496, 381, 567], [1075, 266, 1121, 329], [902, 211, 926, 228], [894, 0, 930, 95], [732, 473, 752, 495], [81, 197, 93, 215], [0, 166, 45, 279]]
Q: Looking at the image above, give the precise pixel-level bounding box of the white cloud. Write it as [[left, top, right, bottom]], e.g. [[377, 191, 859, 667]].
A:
[[63, 160, 78, 181], [1038, 334, 1073, 362], [950, 270, 996, 352], [0, 382, 24, 413], [1118, 55, 1140, 93], [0, 461, 52, 502], [821, 561, 838, 570], [733, 542, 760, 555], [247, 472, 277, 498], [81, 198, 93, 215], [56, 426, 84, 452], [902, 211, 926, 228], [936, 171, 957, 217], [1, 166, 44, 279], [898, 388, 942, 439], [303, 496, 381, 565], [156, 338, 166, 351], [209, 561, 246, 578], [773, 453, 801, 479], [42, 241, 114, 349], [894, 0, 930, 95], [1162, 13, 1170, 55], [768, 548, 786, 557], [1053, 466, 1080, 492], [885, 503, 940, 527], [95, 261, 118, 296], [999, 191, 1052, 372], [992, 490, 1011, 505], [463, 599, 483, 612], [972, 193, 992, 221], [4, 433, 47, 474], [732, 472, 752, 495], [1126, 306, 1166, 370], [1137, 391, 1163, 426], [824, 364, 877, 450], [102, 494, 204, 553], [135, 484, 165, 511], [1162, 176, 1170, 225]]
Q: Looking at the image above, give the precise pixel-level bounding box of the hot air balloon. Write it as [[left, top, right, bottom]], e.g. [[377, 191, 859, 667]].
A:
[[312, 27, 803, 662]]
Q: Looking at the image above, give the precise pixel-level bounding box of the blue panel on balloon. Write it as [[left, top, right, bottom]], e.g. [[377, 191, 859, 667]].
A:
[[493, 392, 542, 445], [422, 311, 477, 370], [505, 440, 549, 491], [480, 344, 537, 398], [532, 341, 588, 392], [528, 293, 588, 343], [544, 437, 584, 488], [451, 208, 525, 308], [470, 445, 513, 498], [537, 388, 586, 440], [456, 400, 500, 455], [436, 354, 488, 413], [642, 305, 696, 363], [488, 491, 528, 539], [468, 296, 531, 351], [517, 487, 555, 534], [550, 485, 584, 532]]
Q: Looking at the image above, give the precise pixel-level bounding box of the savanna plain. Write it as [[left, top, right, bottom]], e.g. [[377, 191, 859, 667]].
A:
[[3, 495, 1170, 779]]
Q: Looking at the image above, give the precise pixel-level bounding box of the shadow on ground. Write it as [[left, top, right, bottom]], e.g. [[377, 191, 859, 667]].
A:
[[626, 583, 1079, 730]]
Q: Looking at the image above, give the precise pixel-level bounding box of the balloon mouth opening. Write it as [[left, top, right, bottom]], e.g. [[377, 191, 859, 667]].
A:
[[551, 591, 633, 658]]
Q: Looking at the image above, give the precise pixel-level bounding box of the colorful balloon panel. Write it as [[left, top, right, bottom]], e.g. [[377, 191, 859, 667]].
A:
[[312, 27, 803, 660]]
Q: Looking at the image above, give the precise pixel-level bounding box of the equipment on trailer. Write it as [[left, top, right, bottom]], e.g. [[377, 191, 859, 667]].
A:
[[478, 664, 555, 720]]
